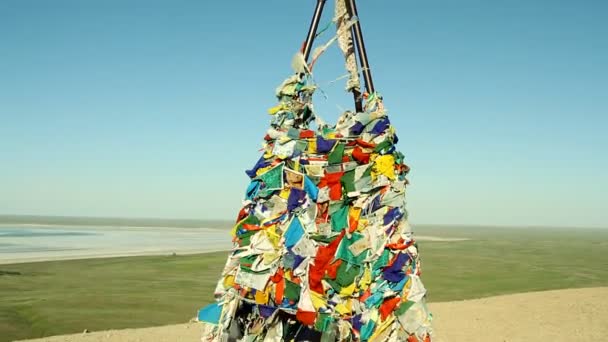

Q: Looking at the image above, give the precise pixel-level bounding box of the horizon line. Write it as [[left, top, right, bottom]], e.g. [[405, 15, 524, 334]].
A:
[[1, 214, 606, 230]]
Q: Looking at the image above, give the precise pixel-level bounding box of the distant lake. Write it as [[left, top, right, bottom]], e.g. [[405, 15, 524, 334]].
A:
[[0, 225, 232, 264], [0, 228, 96, 238]]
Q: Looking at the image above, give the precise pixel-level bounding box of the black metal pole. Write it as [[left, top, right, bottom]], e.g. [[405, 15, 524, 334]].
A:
[[303, 0, 327, 62], [345, 0, 375, 94]]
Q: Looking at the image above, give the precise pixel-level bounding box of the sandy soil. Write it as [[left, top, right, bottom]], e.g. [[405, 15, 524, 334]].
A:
[[19, 287, 608, 342]]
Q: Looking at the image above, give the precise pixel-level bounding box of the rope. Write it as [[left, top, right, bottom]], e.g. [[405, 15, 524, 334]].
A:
[[335, 0, 361, 92]]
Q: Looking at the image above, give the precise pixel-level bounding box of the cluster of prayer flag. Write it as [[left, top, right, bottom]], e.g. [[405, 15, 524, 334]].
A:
[[197, 66, 433, 341]]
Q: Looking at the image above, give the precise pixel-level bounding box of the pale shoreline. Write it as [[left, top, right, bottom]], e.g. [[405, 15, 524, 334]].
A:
[[0, 225, 233, 265], [0, 223, 228, 231], [0, 248, 232, 265], [1, 235, 467, 265], [1, 224, 469, 265]]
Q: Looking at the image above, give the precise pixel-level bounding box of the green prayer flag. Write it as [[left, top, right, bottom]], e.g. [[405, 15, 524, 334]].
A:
[[373, 140, 392, 153], [330, 205, 349, 232], [394, 300, 416, 316], [294, 140, 309, 155], [284, 280, 301, 302], [335, 262, 360, 287], [335, 232, 369, 265], [341, 169, 356, 194], [372, 249, 390, 271], [328, 143, 345, 165], [255, 163, 284, 190], [315, 313, 332, 332], [239, 233, 253, 247]]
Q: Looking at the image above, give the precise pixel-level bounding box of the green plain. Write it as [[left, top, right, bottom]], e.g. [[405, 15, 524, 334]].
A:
[[1, 226, 607, 342]]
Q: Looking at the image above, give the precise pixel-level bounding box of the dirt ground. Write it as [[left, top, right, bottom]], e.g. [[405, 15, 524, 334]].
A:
[[20, 287, 608, 342]]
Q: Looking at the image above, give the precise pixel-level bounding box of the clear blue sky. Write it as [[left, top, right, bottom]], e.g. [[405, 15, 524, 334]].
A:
[[1, 0, 606, 228]]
